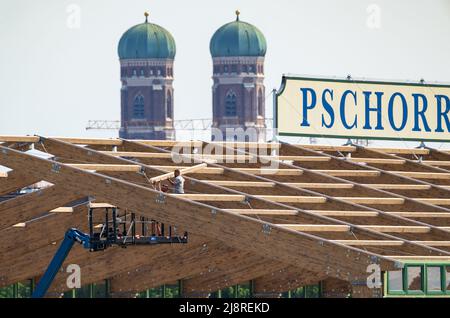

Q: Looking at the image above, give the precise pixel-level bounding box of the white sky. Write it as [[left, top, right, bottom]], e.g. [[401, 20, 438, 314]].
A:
[[0, 0, 449, 147]]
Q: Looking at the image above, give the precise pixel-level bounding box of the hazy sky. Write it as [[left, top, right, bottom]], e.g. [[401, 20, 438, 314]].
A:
[[0, 0, 449, 146]]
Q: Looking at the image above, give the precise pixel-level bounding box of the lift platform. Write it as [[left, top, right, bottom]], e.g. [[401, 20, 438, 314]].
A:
[[32, 204, 188, 298]]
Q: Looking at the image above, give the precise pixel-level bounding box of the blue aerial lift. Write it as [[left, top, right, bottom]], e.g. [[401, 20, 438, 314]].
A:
[[31, 205, 188, 298]]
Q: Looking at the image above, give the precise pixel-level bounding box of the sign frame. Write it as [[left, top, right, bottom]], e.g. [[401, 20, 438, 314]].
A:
[[274, 75, 450, 142]]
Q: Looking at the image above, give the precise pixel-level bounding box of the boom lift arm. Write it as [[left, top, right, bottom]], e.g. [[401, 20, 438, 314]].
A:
[[31, 206, 187, 298], [31, 228, 95, 298]]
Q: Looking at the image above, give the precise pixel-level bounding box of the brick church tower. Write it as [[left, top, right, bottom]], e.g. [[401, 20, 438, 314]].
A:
[[210, 11, 267, 142], [118, 13, 176, 140]]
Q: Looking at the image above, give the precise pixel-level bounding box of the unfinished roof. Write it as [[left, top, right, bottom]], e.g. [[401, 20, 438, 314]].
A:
[[1, 136, 450, 297]]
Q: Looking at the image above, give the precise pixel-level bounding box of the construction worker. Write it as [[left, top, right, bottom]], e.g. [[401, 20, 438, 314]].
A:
[[168, 169, 185, 194]]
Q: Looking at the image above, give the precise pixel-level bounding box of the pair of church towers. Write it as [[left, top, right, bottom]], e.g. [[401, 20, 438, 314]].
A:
[[118, 11, 267, 142]]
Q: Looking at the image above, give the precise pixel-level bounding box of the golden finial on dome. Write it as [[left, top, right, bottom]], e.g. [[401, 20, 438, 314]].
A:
[[144, 11, 149, 23], [235, 10, 240, 21]]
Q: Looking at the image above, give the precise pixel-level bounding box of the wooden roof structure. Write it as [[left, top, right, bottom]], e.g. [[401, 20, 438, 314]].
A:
[[1, 136, 450, 297]]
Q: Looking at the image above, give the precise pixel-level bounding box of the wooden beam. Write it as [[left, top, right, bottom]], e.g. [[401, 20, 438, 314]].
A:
[[416, 198, 450, 205], [280, 224, 351, 232], [306, 210, 379, 217], [225, 209, 298, 216], [422, 160, 450, 167], [150, 163, 207, 183], [0, 170, 42, 196], [205, 180, 275, 188], [348, 158, 406, 165], [136, 140, 203, 148], [0, 171, 7, 178], [0, 185, 81, 229], [332, 240, 404, 246], [314, 170, 380, 177], [0, 146, 398, 280], [280, 224, 433, 233], [333, 240, 450, 247], [0, 136, 40, 143], [67, 164, 142, 172], [394, 171, 450, 179], [50, 207, 74, 213], [363, 184, 431, 190], [335, 197, 405, 205], [300, 145, 356, 152], [287, 183, 354, 189], [55, 137, 122, 146], [372, 148, 430, 155], [174, 194, 327, 204]]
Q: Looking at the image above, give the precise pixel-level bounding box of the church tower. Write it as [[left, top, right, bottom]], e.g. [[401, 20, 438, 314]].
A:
[[210, 11, 267, 142], [118, 13, 176, 140]]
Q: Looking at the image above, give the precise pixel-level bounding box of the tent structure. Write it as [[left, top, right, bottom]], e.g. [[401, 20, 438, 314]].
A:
[[1, 136, 450, 298]]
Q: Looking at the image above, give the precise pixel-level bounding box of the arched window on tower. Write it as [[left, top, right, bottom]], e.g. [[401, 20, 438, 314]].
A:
[[133, 94, 145, 119], [257, 89, 264, 117], [225, 91, 237, 117], [166, 91, 173, 119]]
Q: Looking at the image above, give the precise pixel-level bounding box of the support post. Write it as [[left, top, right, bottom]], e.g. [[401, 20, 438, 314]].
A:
[[89, 284, 94, 298], [104, 279, 110, 298], [272, 88, 278, 142], [178, 280, 183, 298], [13, 282, 18, 298]]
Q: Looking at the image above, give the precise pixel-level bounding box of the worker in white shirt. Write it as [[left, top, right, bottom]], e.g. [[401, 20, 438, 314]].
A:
[[168, 169, 185, 194]]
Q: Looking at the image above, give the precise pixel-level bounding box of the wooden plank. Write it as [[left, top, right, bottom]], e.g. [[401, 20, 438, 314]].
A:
[[393, 171, 450, 179], [67, 164, 142, 172], [173, 194, 246, 202], [209, 142, 280, 149], [335, 197, 405, 205], [50, 207, 74, 213], [363, 184, 431, 190], [280, 224, 351, 232], [372, 148, 430, 155], [0, 136, 40, 143], [389, 256, 450, 261], [101, 151, 172, 158], [361, 225, 431, 233], [389, 212, 450, 218], [89, 203, 116, 208], [412, 241, 450, 247], [258, 195, 327, 203], [237, 168, 304, 176], [300, 145, 356, 152], [260, 155, 331, 162], [307, 210, 450, 218], [150, 164, 207, 183], [348, 158, 406, 165], [174, 194, 326, 204], [224, 209, 298, 216], [314, 170, 380, 177], [422, 160, 450, 167], [306, 210, 379, 217], [205, 180, 275, 188], [334, 240, 450, 247], [416, 198, 450, 205], [55, 137, 122, 146], [281, 224, 432, 233], [286, 183, 354, 189], [150, 165, 224, 174], [332, 240, 404, 246], [136, 140, 203, 147]]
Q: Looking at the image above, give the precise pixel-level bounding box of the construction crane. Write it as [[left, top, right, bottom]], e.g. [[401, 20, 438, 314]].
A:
[[32, 205, 188, 298], [86, 119, 274, 131]]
